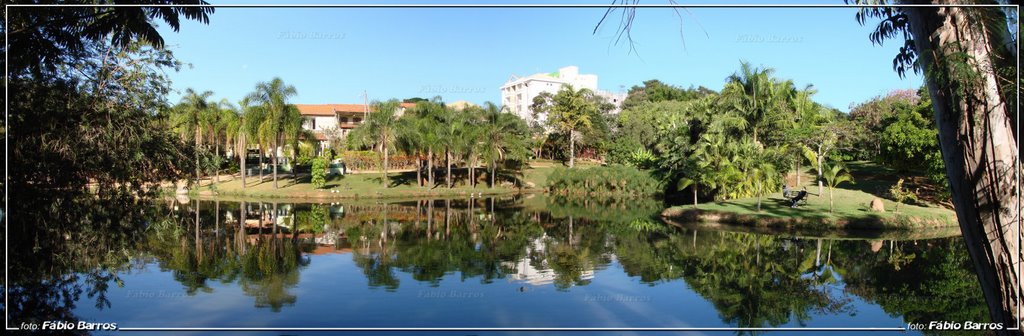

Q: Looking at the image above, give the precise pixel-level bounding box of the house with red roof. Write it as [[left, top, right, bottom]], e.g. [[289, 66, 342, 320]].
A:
[[295, 102, 416, 151]]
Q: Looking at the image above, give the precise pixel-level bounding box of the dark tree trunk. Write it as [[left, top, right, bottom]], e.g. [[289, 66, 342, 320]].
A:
[[905, 3, 1021, 330]]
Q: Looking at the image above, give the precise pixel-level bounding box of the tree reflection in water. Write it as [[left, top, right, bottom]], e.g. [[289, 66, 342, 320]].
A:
[[5, 195, 988, 332]]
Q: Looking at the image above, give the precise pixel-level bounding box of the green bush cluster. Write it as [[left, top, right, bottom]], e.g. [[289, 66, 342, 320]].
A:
[[311, 157, 328, 189], [547, 165, 660, 198]]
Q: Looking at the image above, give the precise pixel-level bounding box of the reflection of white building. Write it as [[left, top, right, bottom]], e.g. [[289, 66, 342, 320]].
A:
[[500, 65, 625, 124], [504, 235, 595, 286]]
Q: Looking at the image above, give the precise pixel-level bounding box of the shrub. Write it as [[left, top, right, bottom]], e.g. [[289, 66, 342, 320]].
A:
[[311, 157, 328, 189], [547, 164, 660, 198]]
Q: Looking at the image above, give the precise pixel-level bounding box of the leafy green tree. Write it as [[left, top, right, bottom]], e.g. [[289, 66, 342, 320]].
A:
[[6, 2, 210, 327]]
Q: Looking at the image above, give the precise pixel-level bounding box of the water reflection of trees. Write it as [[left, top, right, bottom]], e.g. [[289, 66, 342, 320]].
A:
[[6, 192, 153, 334], [6, 195, 989, 332], [144, 200, 310, 312], [834, 239, 989, 335]]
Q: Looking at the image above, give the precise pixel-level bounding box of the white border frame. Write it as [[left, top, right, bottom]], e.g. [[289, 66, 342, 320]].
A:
[[3, 2, 1020, 333]]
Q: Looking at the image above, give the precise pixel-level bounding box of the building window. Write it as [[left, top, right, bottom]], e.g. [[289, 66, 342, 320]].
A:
[[354, 118, 362, 124]]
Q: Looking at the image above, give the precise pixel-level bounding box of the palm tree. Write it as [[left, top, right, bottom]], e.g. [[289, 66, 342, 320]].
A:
[[460, 107, 486, 188], [247, 77, 298, 189], [242, 99, 269, 186], [396, 114, 428, 187], [437, 105, 466, 188], [547, 85, 596, 168], [174, 88, 214, 186], [821, 163, 854, 213], [279, 104, 310, 180], [749, 156, 779, 212], [235, 97, 255, 188], [215, 99, 241, 184], [480, 102, 530, 188], [411, 99, 446, 188], [723, 61, 775, 144], [352, 99, 402, 187]]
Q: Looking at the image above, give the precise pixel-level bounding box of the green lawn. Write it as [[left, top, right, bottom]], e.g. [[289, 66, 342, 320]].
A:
[[664, 161, 958, 229], [195, 163, 563, 200]]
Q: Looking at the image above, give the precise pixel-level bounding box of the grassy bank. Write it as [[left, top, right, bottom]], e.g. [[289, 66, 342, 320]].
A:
[[662, 161, 958, 230], [190, 163, 566, 200]]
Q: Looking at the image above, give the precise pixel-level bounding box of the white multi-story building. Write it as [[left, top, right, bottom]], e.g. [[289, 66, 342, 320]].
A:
[[500, 65, 625, 123]]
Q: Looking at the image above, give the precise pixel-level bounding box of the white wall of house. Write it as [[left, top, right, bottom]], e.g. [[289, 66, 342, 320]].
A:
[[303, 116, 339, 132]]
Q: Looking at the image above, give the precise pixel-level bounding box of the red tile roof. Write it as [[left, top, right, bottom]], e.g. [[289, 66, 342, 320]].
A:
[[296, 103, 418, 116]]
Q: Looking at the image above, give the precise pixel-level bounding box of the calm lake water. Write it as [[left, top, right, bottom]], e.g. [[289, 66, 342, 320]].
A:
[[5, 195, 989, 335]]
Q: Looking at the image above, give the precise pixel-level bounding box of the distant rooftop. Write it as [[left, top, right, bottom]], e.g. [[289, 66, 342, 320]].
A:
[[295, 103, 416, 116]]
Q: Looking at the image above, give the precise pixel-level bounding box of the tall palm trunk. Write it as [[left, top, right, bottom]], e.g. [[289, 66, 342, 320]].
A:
[[272, 134, 280, 189], [195, 125, 201, 186], [383, 144, 389, 187], [905, 4, 1021, 328], [693, 184, 698, 208], [489, 157, 496, 188], [446, 148, 452, 188], [469, 157, 476, 188], [416, 153, 423, 187], [427, 149, 434, 188], [214, 140, 220, 184], [795, 159, 801, 187], [568, 129, 576, 168], [240, 133, 246, 189]]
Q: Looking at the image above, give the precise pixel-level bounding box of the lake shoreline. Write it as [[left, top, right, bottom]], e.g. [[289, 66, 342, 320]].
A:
[[660, 206, 959, 231], [659, 216, 962, 240], [188, 187, 541, 202]]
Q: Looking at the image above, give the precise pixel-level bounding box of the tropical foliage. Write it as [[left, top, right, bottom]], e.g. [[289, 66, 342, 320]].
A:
[[547, 165, 660, 198], [347, 97, 532, 189]]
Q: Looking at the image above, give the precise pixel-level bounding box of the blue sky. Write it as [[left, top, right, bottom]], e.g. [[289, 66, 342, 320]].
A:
[[158, 0, 925, 112]]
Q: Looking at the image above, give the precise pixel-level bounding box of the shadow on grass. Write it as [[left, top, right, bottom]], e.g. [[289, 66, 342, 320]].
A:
[[700, 196, 894, 231], [844, 161, 902, 199]]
